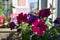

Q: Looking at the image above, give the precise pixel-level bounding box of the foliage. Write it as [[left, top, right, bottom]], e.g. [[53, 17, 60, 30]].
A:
[[0, 2, 60, 40], [0, 2, 5, 16]]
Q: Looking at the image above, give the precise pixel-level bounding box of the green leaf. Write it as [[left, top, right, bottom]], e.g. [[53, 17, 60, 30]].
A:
[[22, 23, 28, 29], [0, 2, 5, 16], [52, 8, 55, 10], [46, 18, 52, 29], [11, 6, 15, 8]]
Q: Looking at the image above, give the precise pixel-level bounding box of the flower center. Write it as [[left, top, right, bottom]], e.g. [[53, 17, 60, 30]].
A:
[[21, 17, 24, 20], [44, 11, 47, 15], [37, 24, 42, 28]]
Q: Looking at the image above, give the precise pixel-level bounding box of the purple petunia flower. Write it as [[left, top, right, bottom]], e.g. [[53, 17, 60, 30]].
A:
[[53, 23, 59, 28], [57, 35, 60, 39], [54, 18, 60, 24], [28, 14, 38, 25], [38, 8, 50, 18], [9, 22, 16, 30]]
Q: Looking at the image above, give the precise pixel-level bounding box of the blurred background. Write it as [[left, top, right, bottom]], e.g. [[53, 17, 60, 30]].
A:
[[0, 0, 60, 20]]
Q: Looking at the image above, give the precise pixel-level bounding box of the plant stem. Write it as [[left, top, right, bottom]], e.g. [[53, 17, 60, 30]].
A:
[[51, 0, 54, 27], [30, 33, 35, 40]]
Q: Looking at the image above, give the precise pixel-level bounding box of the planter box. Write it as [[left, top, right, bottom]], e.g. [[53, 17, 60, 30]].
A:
[[0, 28, 17, 33], [0, 28, 22, 40]]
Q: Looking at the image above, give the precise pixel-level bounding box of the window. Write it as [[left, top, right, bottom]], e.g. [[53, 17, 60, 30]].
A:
[[0, 0, 12, 18], [0, 0, 58, 19], [30, 0, 38, 11]]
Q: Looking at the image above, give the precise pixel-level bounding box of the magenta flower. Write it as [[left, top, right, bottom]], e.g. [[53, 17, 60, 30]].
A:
[[38, 8, 50, 18], [17, 13, 28, 24], [32, 19, 47, 35]]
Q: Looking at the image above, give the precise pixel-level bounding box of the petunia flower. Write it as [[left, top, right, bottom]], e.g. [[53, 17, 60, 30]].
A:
[[0, 16, 6, 25], [57, 35, 60, 39], [10, 13, 18, 26], [11, 17, 18, 26], [38, 8, 50, 18], [32, 19, 47, 35], [53, 18, 60, 28], [9, 22, 17, 30], [10, 13, 17, 19], [17, 13, 28, 24], [54, 18, 60, 24], [53, 23, 59, 28], [28, 14, 38, 25]]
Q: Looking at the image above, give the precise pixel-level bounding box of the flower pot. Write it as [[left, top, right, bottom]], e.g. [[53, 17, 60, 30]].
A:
[[0, 28, 22, 40]]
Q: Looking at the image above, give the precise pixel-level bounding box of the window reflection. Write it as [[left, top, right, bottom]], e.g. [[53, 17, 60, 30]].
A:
[[30, 0, 38, 11]]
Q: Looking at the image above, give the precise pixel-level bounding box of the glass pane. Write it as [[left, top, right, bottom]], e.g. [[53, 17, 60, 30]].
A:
[[30, 0, 38, 12], [0, 0, 12, 18], [0, 0, 2, 2], [0, 0, 39, 18]]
